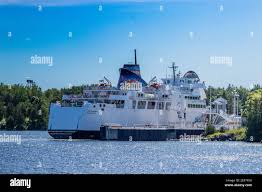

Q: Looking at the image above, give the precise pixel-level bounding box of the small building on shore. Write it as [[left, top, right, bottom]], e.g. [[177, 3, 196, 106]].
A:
[[212, 97, 227, 114]]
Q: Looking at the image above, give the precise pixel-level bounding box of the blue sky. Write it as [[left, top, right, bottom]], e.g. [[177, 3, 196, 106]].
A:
[[0, 0, 262, 90]]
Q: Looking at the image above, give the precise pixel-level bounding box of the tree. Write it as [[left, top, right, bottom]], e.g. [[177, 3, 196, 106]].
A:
[[0, 101, 5, 121], [14, 102, 26, 130], [244, 89, 262, 142], [205, 122, 215, 135], [5, 116, 15, 130]]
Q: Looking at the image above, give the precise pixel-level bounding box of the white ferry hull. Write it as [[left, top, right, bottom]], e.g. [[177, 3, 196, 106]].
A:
[[48, 102, 205, 139]]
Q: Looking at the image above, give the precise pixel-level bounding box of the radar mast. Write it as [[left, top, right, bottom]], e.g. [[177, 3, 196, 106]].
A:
[[169, 62, 178, 83]]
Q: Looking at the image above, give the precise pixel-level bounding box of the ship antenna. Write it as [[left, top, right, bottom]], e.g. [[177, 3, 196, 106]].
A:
[[165, 68, 167, 80], [134, 49, 137, 65], [169, 62, 178, 83]]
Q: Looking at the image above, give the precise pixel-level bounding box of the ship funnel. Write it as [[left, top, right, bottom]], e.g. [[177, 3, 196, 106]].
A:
[[117, 50, 148, 89]]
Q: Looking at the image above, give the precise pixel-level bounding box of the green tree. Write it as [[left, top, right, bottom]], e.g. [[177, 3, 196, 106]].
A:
[[205, 122, 215, 135], [0, 101, 5, 120], [14, 102, 26, 130], [244, 89, 262, 142], [5, 116, 15, 130]]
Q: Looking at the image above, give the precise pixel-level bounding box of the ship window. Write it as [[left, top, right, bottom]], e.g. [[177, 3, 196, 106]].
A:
[[157, 102, 164, 110], [116, 100, 125, 108], [166, 102, 171, 110], [147, 101, 156, 109], [137, 101, 146, 109], [87, 99, 95, 104], [75, 101, 83, 107], [188, 104, 206, 108], [132, 100, 137, 109]]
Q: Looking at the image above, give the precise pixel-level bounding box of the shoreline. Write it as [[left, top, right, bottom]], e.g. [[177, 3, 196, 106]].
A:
[[1, 129, 261, 143]]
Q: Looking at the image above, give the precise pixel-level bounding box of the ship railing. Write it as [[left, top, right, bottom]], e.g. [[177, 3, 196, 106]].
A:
[[133, 124, 169, 129], [131, 123, 205, 129]]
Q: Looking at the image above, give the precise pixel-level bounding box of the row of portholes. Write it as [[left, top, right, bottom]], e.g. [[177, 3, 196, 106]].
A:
[[93, 104, 106, 108]]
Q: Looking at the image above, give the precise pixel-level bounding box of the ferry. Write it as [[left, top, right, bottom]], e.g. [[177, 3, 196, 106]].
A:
[[48, 50, 241, 140]]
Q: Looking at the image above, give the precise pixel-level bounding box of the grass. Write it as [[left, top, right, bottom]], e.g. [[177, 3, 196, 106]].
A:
[[206, 127, 247, 141]]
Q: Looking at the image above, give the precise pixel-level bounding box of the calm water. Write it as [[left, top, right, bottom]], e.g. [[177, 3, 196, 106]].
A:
[[0, 131, 262, 174]]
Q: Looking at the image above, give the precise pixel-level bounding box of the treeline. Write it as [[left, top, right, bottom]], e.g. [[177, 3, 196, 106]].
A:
[[244, 89, 262, 142], [0, 83, 262, 141], [206, 84, 262, 141], [205, 84, 251, 115], [0, 83, 85, 130]]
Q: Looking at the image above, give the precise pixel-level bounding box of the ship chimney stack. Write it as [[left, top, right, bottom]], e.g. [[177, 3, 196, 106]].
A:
[[134, 49, 137, 65]]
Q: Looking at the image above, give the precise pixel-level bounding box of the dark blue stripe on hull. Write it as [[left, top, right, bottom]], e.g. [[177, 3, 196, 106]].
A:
[[100, 126, 205, 141], [49, 128, 204, 141], [48, 130, 100, 139]]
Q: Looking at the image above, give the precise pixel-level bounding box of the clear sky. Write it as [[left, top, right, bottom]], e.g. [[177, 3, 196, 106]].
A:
[[0, 0, 261, 90]]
